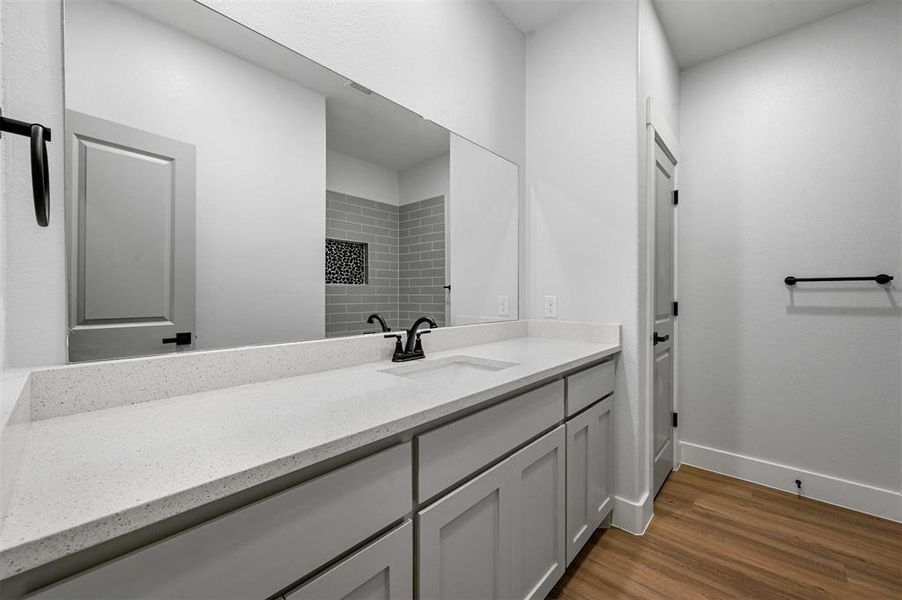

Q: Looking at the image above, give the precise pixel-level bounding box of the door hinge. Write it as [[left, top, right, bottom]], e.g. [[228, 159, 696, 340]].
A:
[[672, 412, 679, 428], [162, 331, 192, 346], [673, 189, 679, 205], [672, 300, 679, 317]]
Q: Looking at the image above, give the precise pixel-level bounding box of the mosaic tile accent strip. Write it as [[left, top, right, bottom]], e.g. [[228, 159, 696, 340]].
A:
[[325, 239, 368, 285]]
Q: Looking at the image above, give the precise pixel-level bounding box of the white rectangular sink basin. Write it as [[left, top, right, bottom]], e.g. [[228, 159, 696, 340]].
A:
[[380, 355, 518, 385]]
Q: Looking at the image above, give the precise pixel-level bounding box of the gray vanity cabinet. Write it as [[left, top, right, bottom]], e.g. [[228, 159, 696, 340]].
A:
[[284, 521, 412, 600], [417, 454, 512, 600], [18, 360, 617, 600], [417, 426, 566, 600], [565, 394, 614, 564], [510, 425, 566, 600]]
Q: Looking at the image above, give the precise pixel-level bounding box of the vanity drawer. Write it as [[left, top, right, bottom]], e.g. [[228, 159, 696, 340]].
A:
[[417, 380, 564, 502], [566, 360, 615, 417], [28, 443, 412, 600]]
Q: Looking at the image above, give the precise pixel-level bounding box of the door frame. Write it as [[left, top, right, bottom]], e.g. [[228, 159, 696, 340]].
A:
[[644, 97, 681, 498]]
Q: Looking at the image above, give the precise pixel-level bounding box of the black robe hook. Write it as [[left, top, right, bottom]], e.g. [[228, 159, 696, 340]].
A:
[[0, 106, 52, 227]]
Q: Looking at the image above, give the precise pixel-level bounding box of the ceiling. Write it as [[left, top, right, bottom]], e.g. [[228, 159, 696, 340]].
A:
[[494, 0, 871, 68], [120, 0, 449, 172], [653, 0, 871, 68], [493, 0, 582, 33]]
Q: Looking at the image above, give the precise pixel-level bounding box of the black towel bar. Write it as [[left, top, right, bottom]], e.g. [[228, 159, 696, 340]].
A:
[[0, 106, 51, 227], [784, 274, 893, 286]]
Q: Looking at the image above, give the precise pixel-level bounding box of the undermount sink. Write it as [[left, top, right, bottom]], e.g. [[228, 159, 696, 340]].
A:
[[380, 355, 518, 385]]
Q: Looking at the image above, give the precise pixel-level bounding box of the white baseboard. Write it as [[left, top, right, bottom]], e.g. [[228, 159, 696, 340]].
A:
[[680, 441, 902, 523], [612, 492, 654, 534]]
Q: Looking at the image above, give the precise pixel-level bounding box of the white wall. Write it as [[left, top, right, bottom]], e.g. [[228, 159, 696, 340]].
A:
[[327, 150, 399, 205], [325, 150, 452, 208], [0, 0, 526, 369], [1, 0, 67, 369], [450, 134, 518, 325], [525, 1, 647, 530], [399, 153, 449, 206], [638, 0, 679, 136], [679, 1, 901, 519], [67, 1, 326, 350]]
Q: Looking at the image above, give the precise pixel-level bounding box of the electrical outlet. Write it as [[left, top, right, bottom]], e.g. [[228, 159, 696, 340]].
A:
[[497, 295, 510, 316], [543, 296, 558, 318]]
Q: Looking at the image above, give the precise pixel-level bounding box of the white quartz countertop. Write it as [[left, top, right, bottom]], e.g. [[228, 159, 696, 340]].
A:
[[0, 335, 618, 578]]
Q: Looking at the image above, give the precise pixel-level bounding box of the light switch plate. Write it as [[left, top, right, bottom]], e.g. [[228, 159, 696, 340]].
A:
[[543, 296, 558, 318], [497, 295, 510, 316]]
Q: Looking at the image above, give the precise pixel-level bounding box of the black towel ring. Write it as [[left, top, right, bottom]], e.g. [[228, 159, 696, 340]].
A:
[[0, 106, 52, 227]]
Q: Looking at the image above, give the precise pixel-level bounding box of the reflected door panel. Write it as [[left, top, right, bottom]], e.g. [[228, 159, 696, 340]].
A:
[[67, 110, 196, 362]]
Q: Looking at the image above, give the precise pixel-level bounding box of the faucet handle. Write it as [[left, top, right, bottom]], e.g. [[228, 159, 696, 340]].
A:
[[413, 329, 432, 353], [384, 333, 404, 358], [414, 329, 432, 347]]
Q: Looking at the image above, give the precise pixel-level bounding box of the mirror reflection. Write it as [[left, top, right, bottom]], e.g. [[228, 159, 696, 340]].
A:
[[63, 0, 518, 362]]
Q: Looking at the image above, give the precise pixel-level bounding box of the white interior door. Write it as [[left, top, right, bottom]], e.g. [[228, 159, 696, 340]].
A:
[[67, 110, 196, 362], [652, 141, 676, 496]]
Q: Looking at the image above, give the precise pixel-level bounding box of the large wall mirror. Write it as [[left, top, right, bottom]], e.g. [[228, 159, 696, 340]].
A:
[[63, 0, 519, 362]]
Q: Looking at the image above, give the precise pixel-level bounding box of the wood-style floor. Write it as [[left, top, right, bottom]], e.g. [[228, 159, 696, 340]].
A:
[[550, 466, 902, 599]]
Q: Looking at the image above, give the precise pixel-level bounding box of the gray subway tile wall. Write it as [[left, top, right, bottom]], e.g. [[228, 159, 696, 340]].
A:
[[325, 191, 400, 337], [324, 191, 447, 337], [399, 196, 446, 327]]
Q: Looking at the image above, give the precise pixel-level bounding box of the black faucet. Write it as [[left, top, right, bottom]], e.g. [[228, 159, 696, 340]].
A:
[[385, 316, 437, 362], [366, 313, 391, 332]]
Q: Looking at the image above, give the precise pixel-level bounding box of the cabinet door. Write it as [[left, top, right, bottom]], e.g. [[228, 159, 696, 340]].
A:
[[565, 396, 614, 564], [286, 521, 412, 600], [591, 396, 614, 532], [509, 426, 566, 600], [418, 458, 512, 600]]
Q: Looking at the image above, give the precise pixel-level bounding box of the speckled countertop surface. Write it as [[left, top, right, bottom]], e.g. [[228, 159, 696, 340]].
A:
[[0, 335, 618, 578]]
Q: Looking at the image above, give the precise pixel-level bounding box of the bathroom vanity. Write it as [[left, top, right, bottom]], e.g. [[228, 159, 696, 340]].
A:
[[0, 322, 619, 599], [0, 1, 623, 597]]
